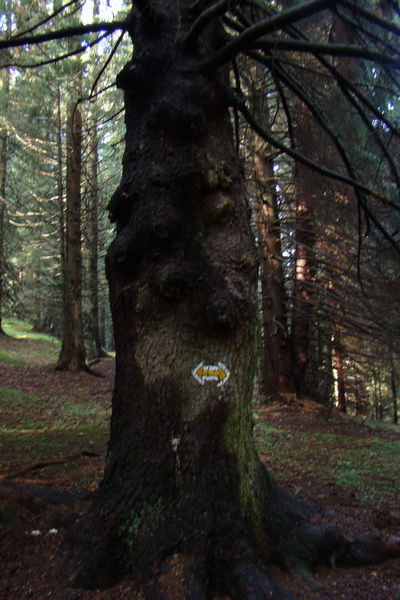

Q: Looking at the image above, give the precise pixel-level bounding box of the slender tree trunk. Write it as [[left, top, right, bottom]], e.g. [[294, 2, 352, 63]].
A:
[[0, 65, 10, 335], [291, 169, 316, 396], [354, 380, 360, 416], [56, 102, 86, 371], [290, 92, 322, 398], [56, 86, 67, 344], [86, 116, 105, 359], [85, 0, 104, 360], [378, 365, 383, 420], [250, 67, 295, 399], [372, 364, 379, 420], [390, 349, 398, 424], [56, 36, 86, 371], [333, 323, 346, 412]]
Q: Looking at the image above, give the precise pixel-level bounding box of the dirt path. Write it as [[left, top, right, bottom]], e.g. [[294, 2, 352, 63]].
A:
[[1, 337, 399, 599]]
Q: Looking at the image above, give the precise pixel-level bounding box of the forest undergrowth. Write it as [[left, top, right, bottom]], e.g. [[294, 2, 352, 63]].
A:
[[0, 322, 399, 599]]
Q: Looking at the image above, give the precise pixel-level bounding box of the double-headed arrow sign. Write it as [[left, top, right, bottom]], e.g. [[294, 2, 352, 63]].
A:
[[192, 361, 230, 387]]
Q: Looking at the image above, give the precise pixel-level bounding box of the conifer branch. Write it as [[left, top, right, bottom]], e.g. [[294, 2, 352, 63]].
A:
[[337, 0, 400, 37], [1, 33, 111, 69], [255, 38, 400, 66], [0, 20, 127, 51], [238, 100, 399, 210], [13, 0, 83, 39], [198, 0, 334, 70], [182, 0, 238, 46]]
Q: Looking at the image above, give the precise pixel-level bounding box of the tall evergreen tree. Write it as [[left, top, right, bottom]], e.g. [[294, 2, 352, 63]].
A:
[[1, 0, 399, 596]]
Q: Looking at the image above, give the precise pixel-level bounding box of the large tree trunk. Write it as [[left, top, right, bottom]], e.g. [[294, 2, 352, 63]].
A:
[[63, 2, 400, 597]]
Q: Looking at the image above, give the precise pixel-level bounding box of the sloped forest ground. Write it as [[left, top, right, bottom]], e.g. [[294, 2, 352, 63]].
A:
[[0, 326, 399, 600]]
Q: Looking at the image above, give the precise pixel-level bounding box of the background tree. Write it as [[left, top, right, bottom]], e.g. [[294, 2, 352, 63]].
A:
[[0, 0, 128, 351]]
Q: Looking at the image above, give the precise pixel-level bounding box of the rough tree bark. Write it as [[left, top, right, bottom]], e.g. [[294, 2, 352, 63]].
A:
[[63, 1, 400, 597]]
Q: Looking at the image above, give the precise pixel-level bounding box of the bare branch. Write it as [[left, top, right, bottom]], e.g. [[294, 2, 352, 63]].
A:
[[0, 20, 127, 51], [266, 16, 400, 137], [0, 32, 112, 69], [255, 37, 400, 66], [198, 0, 335, 71], [182, 0, 239, 46], [237, 100, 399, 209], [337, 0, 400, 37], [262, 51, 400, 197], [89, 31, 126, 98]]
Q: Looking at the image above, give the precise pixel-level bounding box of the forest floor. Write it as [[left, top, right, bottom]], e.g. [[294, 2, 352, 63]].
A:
[[0, 325, 399, 600]]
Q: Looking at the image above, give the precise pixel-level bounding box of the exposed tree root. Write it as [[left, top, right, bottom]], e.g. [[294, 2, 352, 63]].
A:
[[54, 359, 103, 377], [335, 532, 400, 567], [0, 451, 100, 481]]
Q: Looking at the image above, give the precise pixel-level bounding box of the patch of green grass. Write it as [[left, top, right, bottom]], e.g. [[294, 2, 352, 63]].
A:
[[0, 348, 28, 365], [0, 318, 60, 364], [254, 421, 400, 501], [2, 317, 59, 344], [332, 437, 400, 499], [0, 386, 109, 486], [0, 386, 42, 405]]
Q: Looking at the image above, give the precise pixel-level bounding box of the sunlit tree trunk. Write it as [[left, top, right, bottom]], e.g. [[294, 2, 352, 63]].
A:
[[333, 323, 346, 412]]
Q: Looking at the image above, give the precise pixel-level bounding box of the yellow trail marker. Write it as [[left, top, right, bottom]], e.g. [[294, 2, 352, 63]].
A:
[[192, 361, 230, 387]]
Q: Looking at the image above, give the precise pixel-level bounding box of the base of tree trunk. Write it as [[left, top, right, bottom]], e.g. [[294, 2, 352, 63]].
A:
[[55, 357, 94, 374], [61, 460, 400, 600]]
